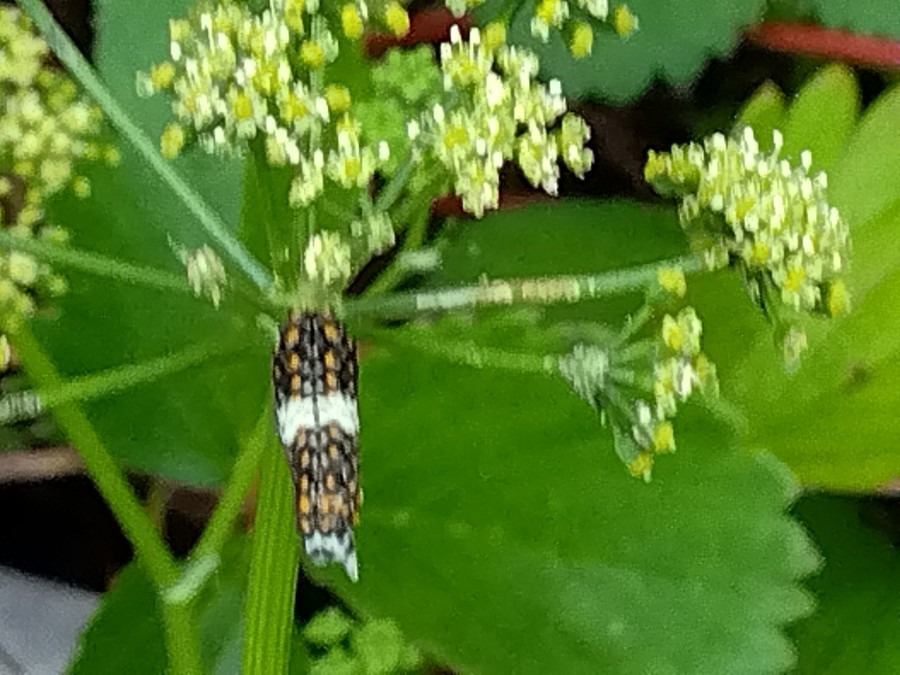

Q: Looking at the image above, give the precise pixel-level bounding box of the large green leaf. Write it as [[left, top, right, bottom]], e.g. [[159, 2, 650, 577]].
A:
[[476, 0, 766, 102], [302, 200, 819, 673], [790, 496, 900, 673], [36, 149, 271, 485], [315, 342, 816, 673]]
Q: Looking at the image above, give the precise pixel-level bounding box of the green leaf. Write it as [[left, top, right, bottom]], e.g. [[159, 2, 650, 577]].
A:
[[790, 496, 900, 673], [318, 341, 816, 673], [809, 0, 900, 39], [303, 608, 354, 648], [38, 150, 271, 484], [305, 201, 817, 672], [478, 0, 766, 102], [779, 63, 859, 171], [68, 538, 251, 674], [829, 82, 900, 228], [735, 80, 788, 151]]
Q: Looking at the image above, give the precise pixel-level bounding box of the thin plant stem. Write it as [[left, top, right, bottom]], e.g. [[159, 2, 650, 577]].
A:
[[160, 601, 206, 675], [0, 231, 192, 295], [191, 410, 271, 562], [243, 434, 299, 675], [0, 340, 238, 425], [362, 201, 431, 297], [345, 255, 703, 318], [18, 0, 272, 291], [11, 324, 204, 673], [10, 325, 179, 584], [374, 155, 415, 213], [380, 329, 550, 374]]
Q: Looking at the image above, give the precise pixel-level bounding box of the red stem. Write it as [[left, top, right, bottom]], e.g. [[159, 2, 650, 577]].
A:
[[745, 21, 900, 68]]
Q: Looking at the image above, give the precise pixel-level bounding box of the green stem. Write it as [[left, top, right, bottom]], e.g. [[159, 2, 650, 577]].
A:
[[11, 325, 204, 672], [243, 434, 299, 675], [3, 340, 235, 425], [160, 600, 205, 675], [380, 328, 550, 374], [191, 410, 270, 562], [362, 201, 431, 297], [0, 231, 191, 295], [374, 155, 415, 213], [11, 325, 179, 584], [18, 0, 271, 291], [345, 255, 703, 318]]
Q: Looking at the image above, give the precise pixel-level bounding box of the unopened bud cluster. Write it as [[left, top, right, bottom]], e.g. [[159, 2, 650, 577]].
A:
[[443, 1, 638, 58], [0, 7, 115, 329], [558, 288, 717, 479], [138, 0, 404, 207], [645, 127, 851, 324], [409, 25, 594, 217]]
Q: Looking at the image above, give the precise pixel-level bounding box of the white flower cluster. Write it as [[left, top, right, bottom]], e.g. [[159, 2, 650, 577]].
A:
[[411, 25, 593, 217], [181, 244, 227, 308], [0, 7, 114, 329], [139, 0, 396, 208], [645, 127, 851, 320], [558, 304, 717, 480]]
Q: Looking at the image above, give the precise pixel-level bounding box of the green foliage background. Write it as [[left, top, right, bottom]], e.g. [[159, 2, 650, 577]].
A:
[[6, 0, 899, 673]]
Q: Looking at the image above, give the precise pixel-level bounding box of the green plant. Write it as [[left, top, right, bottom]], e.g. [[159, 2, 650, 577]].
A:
[[1, 1, 898, 673]]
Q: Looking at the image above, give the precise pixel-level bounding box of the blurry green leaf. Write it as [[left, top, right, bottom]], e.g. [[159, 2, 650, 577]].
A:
[[780, 63, 859, 171], [303, 608, 354, 647], [38, 150, 271, 484], [323, 199, 817, 671], [316, 342, 817, 673], [351, 620, 406, 674], [809, 0, 900, 39], [829, 83, 900, 227], [68, 539, 251, 674], [735, 80, 788, 151], [476, 0, 765, 102], [790, 496, 900, 673], [68, 566, 167, 675]]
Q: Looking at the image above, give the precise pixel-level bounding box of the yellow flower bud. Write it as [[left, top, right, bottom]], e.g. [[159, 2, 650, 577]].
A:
[[341, 4, 364, 39], [384, 2, 410, 37], [160, 123, 185, 159], [612, 4, 639, 37], [569, 21, 593, 59]]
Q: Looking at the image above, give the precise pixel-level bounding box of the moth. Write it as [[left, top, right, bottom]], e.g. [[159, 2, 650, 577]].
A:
[[272, 311, 361, 581]]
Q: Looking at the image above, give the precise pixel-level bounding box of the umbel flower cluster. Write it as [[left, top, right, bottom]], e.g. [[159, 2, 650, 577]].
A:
[[645, 127, 851, 324], [142, 0, 596, 288], [0, 7, 115, 332], [444, 0, 638, 58], [557, 275, 718, 479], [138, 0, 405, 207], [410, 24, 594, 217]]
